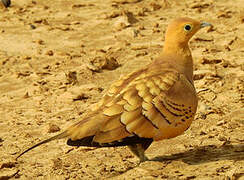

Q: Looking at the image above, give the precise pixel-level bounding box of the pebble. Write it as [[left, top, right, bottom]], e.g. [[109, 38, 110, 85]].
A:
[[48, 124, 61, 133]]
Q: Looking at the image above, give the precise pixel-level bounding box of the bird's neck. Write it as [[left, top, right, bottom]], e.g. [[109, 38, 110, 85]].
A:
[[160, 42, 194, 83]]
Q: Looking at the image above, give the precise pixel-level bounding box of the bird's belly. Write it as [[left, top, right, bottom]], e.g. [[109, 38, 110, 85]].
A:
[[154, 116, 194, 141]]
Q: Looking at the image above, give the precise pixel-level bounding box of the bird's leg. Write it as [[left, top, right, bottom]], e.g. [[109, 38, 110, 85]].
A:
[[1, 0, 11, 8], [128, 140, 153, 163], [128, 144, 148, 162]]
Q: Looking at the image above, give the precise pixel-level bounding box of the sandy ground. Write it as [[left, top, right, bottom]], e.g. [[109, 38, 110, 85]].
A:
[[0, 0, 243, 179]]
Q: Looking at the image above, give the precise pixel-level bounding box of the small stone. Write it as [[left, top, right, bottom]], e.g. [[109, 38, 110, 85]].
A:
[[46, 50, 54, 56], [48, 124, 61, 133], [104, 11, 121, 19], [103, 56, 120, 70], [216, 120, 225, 126], [194, 34, 213, 42], [33, 19, 43, 24], [23, 56, 32, 60], [200, 131, 207, 135], [23, 92, 30, 98], [73, 93, 89, 101], [186, 175, 196, 179], [87, 56, 107, 72], [87, 55, 120, 72], [217, 10, 232, 18], [113, 16, 130, 31], [189, 2, 210, 9], [124, 11, 138, 24], [150, 2, 161, 11], [65, 71, 78, 85], [218, 136, 227, 142], [138, 25, 145, 30], [52, 158, 62, 170], [30, 24, 36, 29], [36, 39, 44, 45], [194, 69, 215, 80], [137, 7, 149, 16], [208, 135, 214, 138], [200, 58, 222, 65]]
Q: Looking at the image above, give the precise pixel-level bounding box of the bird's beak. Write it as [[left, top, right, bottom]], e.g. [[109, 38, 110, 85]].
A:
[[200, 22, 212, 28]]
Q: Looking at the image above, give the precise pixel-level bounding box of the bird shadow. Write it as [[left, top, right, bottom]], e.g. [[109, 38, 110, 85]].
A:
[[151, 143, 244, 165], [107, 143, 244, 178]]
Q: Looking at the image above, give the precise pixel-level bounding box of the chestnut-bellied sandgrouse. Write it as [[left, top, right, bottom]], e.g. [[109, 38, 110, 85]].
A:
[[17, 17, 212, 162]]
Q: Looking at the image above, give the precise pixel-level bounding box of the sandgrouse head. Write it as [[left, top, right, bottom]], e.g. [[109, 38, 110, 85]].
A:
[[164, 17, 212, 47]]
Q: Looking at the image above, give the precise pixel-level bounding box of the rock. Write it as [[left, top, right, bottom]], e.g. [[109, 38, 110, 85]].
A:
[[200, 131, 207, 135], [103, 56, 120, 70], [194, 34, 213, 42], [87, 56, 107, 72], [87, 55, 120, 72], [197, 102, 212, 119], [124, 11, 138, 24], [217, 10, 232, 18], [52, 158, 62, 170], [218, 135, 227, 142], [189, 2, 210, 9], [36, 39, 45, 45], [113, 16, 131, 31], [216, 120, 226, 126], [73, 93, 89, 101], [104, 11, 121, 19], [193, 69, 215, 80], [200, 58, 222, 65], [45, 50, 54, 56], [113, 11, 138, 31], [48, 124, 61, 133], [65, 71, 78, 85], [150, 2, 161, 11], [68, 86, 90, 101]]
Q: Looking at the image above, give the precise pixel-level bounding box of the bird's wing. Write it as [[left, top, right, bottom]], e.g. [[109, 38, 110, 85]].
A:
[[91, 68, 148, 111], [65, 68, 197, 144]]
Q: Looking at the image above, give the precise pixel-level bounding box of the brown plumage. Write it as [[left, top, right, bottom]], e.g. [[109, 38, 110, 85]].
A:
[[17, 17, 212, 162]]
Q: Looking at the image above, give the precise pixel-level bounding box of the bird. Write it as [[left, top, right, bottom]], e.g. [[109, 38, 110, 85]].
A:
[[17, 17, 212, 162], [1, 0, 11, 8]]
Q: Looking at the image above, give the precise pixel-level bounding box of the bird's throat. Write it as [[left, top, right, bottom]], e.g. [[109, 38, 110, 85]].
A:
[[161, 44, 194, 83]]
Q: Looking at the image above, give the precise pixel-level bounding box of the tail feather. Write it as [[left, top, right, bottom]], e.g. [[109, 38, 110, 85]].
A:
[[16, 112, 105, 160], [16, 131, 68, 160]]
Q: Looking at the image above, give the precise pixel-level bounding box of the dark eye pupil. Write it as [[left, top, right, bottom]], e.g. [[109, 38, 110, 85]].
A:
[[184, 25, 191, 31]]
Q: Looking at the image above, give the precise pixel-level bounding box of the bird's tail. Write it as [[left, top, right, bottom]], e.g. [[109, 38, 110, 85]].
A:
[[16, 112, 106, 160], [16, 130, 69, 160]]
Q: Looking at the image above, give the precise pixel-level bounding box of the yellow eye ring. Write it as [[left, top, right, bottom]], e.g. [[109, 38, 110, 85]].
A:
[[184, 24, 192, 31]]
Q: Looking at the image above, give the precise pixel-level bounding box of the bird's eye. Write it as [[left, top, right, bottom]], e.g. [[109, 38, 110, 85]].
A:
[[184, 24, 192, 31]]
